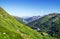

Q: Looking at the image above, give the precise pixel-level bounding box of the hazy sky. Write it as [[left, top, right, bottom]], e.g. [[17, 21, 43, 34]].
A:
[[0, 0, 60, 17]]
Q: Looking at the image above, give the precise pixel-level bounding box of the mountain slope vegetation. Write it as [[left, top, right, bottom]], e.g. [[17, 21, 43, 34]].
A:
[[0, 7, 57, 39], [27, 13, 60, 39]]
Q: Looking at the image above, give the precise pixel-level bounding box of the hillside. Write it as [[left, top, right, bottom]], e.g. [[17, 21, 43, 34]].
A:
[[0, 7, 57, 39], [27, 13, 60, 39]]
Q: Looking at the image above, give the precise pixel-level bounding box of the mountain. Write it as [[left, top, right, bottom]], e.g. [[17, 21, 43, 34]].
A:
[[24, 16, 41, 23], [13, 16, 28, 24], [27, 13, 60, 39], [14, 16, 41, 24], [0, 7, 56, 39]]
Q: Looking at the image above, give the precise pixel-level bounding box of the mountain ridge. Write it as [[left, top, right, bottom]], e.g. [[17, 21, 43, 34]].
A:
[[27, 13, 60, 39]]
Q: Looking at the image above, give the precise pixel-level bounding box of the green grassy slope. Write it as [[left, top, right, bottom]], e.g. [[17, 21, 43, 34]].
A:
[[0, 7, 57, 39], [28, 13, 60, 39]]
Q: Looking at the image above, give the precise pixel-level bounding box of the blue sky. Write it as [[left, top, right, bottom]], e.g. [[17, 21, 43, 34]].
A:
[[0, 0, 60, 17]]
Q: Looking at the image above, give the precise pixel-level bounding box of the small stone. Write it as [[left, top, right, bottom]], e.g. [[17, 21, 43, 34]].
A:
[[3, 32, 6, 35]]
